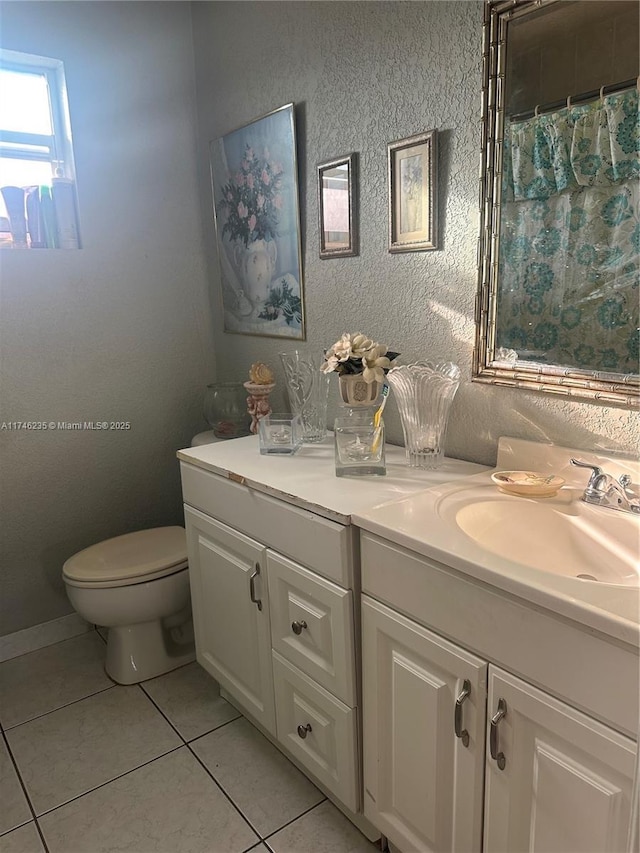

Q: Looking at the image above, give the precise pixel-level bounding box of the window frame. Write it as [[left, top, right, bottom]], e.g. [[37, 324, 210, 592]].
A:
[[0, 48, 76, 182]]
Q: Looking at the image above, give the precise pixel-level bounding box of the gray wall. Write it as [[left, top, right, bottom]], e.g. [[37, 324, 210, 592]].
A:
[[0, 2, 215, 635], [2, 1, 637, 637], [192, 1, 639, 463]]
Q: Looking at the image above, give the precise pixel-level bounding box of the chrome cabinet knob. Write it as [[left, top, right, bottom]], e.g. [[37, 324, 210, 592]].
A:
[[291, 620, 307, 635], [297, 723, 312, 739]]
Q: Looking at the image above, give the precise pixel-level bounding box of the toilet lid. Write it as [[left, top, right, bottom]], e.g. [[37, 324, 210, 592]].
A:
[[63, 526, 188, 584]]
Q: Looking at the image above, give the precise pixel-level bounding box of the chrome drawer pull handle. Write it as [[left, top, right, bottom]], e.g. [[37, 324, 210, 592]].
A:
[[454, 679, 471, 747], [291, 620, 308, 635], [490, 698, 507, 770], [297, 723, 312, 739], [249, 563, 262, 611]]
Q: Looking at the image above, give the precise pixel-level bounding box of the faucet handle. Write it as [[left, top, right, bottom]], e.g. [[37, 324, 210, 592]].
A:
[[570, 458, 606, 495], [570, 458, 603, 477]]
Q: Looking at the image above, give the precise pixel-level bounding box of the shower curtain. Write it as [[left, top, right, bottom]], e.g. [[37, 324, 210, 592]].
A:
[[497, 89, 639, 374]]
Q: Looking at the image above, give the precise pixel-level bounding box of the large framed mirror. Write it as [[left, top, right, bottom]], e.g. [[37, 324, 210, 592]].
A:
[[474, 0, 639, 407], [318, 153, 358, 259]]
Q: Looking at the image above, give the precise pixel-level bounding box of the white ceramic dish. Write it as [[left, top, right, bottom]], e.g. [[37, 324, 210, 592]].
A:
[[491, 470, 565, 498]]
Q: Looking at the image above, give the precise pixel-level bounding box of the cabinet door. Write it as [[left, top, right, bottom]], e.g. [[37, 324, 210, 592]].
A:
[[184, 505, 276, 735], [362, 596, 487, 853], [484, 666, 636, 853]]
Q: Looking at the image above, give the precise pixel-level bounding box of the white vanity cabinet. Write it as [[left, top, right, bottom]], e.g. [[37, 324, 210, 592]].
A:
[[360, 531, 639, 853], [181, 463, 360, 810], [362, 597, 487, 853], [177, 437, 487, 828]]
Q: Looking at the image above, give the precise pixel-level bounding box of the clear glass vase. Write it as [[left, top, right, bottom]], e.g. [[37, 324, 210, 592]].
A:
[[279, 351, 330, 443], [386, 362, 461, 469], [203, 382, 252, 439]]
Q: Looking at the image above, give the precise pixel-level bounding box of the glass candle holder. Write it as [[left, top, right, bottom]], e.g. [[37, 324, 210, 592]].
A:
[[334, 409, 386, 477], [258, 414, 303, 455]]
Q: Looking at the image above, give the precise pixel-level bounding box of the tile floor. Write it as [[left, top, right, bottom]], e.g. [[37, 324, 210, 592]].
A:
[[0, 631, 379, 853]]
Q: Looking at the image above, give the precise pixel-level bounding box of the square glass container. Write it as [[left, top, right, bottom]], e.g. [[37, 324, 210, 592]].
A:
[[334, 409, 386, 477], [258, 414, 303, 455]]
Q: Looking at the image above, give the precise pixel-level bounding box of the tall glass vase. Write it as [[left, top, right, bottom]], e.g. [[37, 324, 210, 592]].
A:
[[386, 362, 461, 469], [280, 351, 330, 443]]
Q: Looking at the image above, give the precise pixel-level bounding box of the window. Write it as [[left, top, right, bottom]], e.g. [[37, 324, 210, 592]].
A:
[[0, 49, 80, 248]]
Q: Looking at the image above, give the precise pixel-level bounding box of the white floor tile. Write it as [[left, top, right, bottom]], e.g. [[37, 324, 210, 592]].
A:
[[39, 747, 258, 853], [142, 662, 240, 741], [0, 633, 112, 729], [0, 739, 31, 835], [192, 717, 324, 838], [267, 800, 378, 852], [6, 686, 181, 815], [0, 822, 45, 853]]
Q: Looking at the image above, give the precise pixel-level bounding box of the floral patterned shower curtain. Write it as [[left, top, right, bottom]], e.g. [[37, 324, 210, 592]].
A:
[[497, 89, 639, 374]]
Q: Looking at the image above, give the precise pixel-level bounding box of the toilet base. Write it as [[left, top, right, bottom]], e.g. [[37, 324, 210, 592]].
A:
[[105, 618, 195, 684]]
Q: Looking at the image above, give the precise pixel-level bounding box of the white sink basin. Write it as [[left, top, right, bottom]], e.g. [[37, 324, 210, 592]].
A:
[[435, 486, 640, 587]]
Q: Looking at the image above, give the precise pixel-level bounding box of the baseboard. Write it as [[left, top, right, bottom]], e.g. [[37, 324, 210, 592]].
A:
[[0, 612, 92, 663]]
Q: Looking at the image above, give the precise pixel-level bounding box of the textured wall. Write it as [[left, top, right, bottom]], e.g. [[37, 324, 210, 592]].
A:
[[192, 1, 639, 464], [0, 2, 215, 635]]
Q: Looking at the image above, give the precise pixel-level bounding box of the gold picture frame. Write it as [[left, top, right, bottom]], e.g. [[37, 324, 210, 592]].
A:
[[388, 129, 438, 253]]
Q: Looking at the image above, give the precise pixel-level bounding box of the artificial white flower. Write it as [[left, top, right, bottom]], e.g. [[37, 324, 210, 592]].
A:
[[322, 332, 399, 378], [320, 355, 340, 374], [331, 333, 353, 362], [362, 347, 392, 384], [350, 333, 374, 357]]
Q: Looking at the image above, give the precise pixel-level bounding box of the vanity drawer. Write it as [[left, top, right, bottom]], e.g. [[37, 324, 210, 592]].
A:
[[180, 461, 354, 587], [272, 651, 359, 813], [267, 551, 356, 706]]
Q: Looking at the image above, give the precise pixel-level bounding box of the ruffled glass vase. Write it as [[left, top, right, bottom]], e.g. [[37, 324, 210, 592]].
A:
[[386, 362, 461, 469]]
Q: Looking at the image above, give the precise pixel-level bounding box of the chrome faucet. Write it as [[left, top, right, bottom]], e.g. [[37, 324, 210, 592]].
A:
[[570, 459, 640, 515]]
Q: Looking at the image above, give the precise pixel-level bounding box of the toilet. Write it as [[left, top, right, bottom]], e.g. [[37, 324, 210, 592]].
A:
[[62, 526, 195, 685]]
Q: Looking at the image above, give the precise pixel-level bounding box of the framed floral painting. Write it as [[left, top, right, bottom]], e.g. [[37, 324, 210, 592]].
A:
[[388, 129, 438, 252], [210, 104, 305, 339]]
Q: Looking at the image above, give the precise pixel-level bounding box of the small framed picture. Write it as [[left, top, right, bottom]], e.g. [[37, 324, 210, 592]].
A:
[[387, 129, 438, 252], [317, 152, 358, 259]]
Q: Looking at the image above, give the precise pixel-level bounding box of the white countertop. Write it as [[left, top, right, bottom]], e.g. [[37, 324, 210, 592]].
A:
[[177, 436, 487, 524], [178, 435, 639, 647], [354, 439, 640, 647]]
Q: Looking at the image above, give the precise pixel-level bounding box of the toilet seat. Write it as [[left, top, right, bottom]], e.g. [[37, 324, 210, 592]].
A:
[[63, 526, 188, 589]]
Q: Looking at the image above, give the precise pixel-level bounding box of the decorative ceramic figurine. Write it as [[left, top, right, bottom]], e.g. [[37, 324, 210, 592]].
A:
[[244, 362, 276, 434]]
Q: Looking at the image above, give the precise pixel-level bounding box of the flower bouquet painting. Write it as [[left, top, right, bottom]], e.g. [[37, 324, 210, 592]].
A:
[[210, 104, 305, 339]]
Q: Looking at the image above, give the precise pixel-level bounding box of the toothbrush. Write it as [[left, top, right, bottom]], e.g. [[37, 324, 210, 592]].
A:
[[374, 384, 389, 429], [371, 384, 389, 452]]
